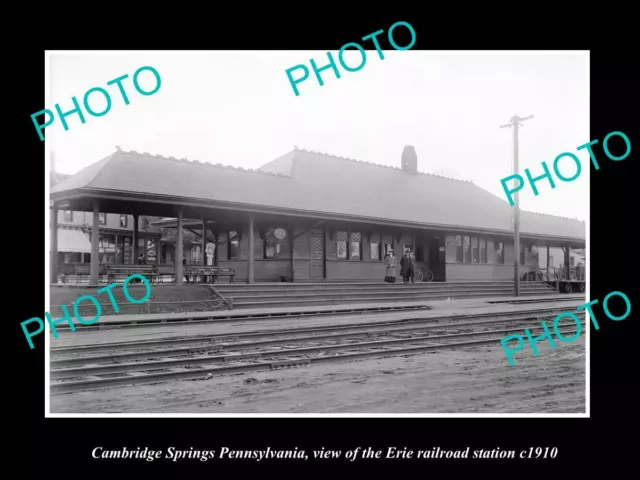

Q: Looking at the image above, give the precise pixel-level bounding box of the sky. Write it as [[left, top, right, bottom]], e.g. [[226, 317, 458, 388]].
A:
[[47, 51, 589, 221]]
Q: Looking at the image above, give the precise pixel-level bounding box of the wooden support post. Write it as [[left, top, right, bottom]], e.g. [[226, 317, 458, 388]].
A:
[[247, 214, 255, 284], [132, 213, 139, 262], [546, 244, 550, 276], [51, 205, 58, 284], [201, 217, 206, 265], [287, 224, 296, 283], [214, 232, 219, 266], [90, 200, 100, 285], [176, 207, 184, 285]]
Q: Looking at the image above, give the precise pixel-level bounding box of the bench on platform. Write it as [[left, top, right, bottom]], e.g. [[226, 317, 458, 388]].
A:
[[59, 264, 106, 284], [105, 264, 160, 284], [183, 266, 235, 284], [73, 264, 91, 275]]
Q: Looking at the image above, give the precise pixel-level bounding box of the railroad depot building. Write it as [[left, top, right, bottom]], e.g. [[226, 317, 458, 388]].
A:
[[49, 146, 586, 285], [51, 158, 211, 273]]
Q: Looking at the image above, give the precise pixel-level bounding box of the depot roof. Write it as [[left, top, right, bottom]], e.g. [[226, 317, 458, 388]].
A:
[[50, 147, 586, 243]]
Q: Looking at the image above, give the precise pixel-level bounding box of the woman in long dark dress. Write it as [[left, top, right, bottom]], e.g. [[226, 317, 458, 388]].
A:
[[384, 250, 397, 283]]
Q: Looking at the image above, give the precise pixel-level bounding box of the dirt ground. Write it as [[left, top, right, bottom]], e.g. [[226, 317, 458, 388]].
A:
[[50, 336, 586, 414]]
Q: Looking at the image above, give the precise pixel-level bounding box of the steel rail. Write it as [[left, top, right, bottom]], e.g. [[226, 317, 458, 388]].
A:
[[52, 295, 584, 332], [50, 326, 583, 394], [488, 298, 580, 304], [50, 323, 584, 380], [52, 304, 436, 331], [51, 304, 583, 354], [52, 292, 580, 319], [51, 310, 584, 367]]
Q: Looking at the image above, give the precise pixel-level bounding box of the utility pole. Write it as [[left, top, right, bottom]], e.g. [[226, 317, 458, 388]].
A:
[[500, 114, 533, 297]]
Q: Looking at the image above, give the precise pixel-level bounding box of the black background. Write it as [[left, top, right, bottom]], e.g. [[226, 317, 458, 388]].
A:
[[10, 8, 636, 476]]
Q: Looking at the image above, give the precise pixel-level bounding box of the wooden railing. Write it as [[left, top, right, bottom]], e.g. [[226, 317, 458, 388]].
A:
[[56, 264, 236, 286], [49, 295, 233, 317], [207, 284, 233, 310], [523, 266, 585, 282], [183, 266, 235, 284]]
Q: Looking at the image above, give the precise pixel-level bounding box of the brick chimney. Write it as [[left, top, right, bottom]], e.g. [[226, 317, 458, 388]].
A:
[[401, 146, 418, 175]]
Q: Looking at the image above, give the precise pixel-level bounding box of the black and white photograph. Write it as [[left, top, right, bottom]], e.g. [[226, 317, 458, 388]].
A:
[[44, 50, 591, 416]]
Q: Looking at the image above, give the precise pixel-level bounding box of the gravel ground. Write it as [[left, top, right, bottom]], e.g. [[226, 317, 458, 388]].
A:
[[50, 336, 585, 414]]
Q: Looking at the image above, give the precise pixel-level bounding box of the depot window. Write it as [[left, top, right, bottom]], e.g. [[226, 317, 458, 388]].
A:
[[496, 241, 505, 264], [455, 235, 463, 262], [98, 234, 116, 264], [336, 230, 362, 260], [228, 231, 240, 260], [263, 228, 288, 259], [462, 236, 471, 262], [370, 233, 381, 260]]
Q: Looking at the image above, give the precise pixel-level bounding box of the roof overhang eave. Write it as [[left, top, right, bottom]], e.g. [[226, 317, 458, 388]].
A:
[[49, 188, 586, 246]]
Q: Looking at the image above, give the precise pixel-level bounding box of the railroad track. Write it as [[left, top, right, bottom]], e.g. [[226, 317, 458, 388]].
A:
[[51, 306, 584, 359], [50, 307, 586, 394], [54, 304, 435, 331], [488, 295, 584, 305], [54, 297, 584, 332]]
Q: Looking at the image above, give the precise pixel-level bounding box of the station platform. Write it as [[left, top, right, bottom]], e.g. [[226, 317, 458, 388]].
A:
[[52, 293, 586, 347], [52, 279, 559, 314], [66, 293, 585, 326]]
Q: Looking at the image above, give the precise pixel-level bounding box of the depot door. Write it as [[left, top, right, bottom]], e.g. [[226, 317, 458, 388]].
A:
[[309, 229, 325, 280], [428, 235, 444, 281]]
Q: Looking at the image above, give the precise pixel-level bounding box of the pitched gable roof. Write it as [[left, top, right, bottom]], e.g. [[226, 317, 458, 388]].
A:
[[261, 148, 585, 240], [51, 148, 294, 204], [50, 171, 71, 188], [51, 147, 585, 241]]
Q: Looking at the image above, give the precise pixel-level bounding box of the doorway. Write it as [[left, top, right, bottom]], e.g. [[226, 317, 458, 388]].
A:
[[428, 235, 445, 281], [309, 229, 325, 280]]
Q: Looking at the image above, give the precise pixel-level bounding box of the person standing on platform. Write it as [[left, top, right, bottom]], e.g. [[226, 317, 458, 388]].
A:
[[182, 257, 190, 283], [384, 249, 397, 283], [137, 253, 145, 265], [401, 251, 415, 284], [409, 252, 416, 283]]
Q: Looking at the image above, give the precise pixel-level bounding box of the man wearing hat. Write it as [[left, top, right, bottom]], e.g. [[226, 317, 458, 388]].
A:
[[401, 251, 415, 284]]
